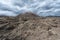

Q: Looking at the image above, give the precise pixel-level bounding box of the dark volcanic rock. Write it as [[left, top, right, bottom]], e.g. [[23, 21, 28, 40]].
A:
[[0, 12, 60, 40]]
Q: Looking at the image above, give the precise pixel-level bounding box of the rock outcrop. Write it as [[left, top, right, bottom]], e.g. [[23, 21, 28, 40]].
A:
[[0, 12, 60, 40]]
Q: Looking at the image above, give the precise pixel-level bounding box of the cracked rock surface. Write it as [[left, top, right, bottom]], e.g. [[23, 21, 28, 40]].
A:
[[0, 12, 60, 40]]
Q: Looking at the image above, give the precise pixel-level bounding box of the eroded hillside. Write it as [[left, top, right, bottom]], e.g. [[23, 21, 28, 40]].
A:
[[0, 12, 60, 40]]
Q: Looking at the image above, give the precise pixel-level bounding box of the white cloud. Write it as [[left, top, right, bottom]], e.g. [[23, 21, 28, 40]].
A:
[[0, 10, 17, 16], [0, 0, 60, 16]]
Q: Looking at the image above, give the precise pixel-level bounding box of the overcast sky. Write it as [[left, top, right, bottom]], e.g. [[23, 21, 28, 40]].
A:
[[0, 0, 60, 16]]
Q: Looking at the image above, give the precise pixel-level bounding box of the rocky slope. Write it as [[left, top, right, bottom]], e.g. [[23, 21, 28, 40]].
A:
[[0, 12, 60, 40]]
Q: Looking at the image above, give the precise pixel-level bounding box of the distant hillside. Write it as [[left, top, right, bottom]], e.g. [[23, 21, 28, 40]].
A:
[[0, 12, 60, 40]]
